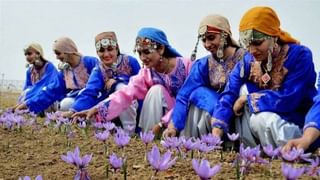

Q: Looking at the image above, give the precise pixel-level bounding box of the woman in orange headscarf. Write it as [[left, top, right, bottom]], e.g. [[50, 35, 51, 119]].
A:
[[211, 6, 317, 149]]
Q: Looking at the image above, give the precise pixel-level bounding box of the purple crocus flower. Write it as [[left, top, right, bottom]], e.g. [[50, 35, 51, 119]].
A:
[[147, 145, 177, 174], [78, 121, 87, 129], [281, 148, 304, 162], [182, 137, 200, 152], [109, 153, 124, 172], [281, 163, 305, 180], [114, 129, 130, 148], [240, 144, 268, 164], [61, 146, 93, 169], [18, 175, 42, 180], [195, 143, 216, 153], [262, 144, 281, 159], [95, 130, 110, 143], [200, 134, 223, 147], [160, 137, 182, 150], [306, 157, 320, 176], [140, 131, 155, 146], [227, 133, 240, 141], [103, 122, 116, 131], [192, 159, 221, 180]]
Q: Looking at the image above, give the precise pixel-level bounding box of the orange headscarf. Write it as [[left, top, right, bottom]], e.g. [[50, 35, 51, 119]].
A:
[[239, 6, 299, 44]]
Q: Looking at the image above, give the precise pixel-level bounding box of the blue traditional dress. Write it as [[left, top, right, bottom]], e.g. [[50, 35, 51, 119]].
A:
[[212, 44, 317, 147], [303, 73, 320, 150], [70, 54, 140, 112], [171, 48, 249, 136], [20, 61, 61, 113], [57, 56, 98, 110]]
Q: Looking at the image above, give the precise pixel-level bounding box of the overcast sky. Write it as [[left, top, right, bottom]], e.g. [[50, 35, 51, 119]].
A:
[[0, 0, 319, 80]]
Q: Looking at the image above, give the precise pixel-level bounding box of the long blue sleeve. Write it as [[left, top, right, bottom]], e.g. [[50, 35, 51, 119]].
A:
[[25, 62, 62, 113], [128, 55, 141, 76], [304, 72, 320, 131], [82, 56, 99, 74], [23, 68, 32, 90], [172, 56, 209, 131], [71, 66, 105, 112], [212, 53, 252, 130]]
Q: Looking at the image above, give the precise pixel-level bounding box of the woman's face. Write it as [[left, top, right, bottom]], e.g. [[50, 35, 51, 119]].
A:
[[97, 46, 118, 66], [137, 47, 162, 69], [24, 49, 39, 64], [247, 39, 271, 62], [202, 32, 221, 55], [54, 50, 67, 62]]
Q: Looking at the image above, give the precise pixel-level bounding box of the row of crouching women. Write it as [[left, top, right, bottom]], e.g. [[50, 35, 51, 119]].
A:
[[13, 6, 320, 152]]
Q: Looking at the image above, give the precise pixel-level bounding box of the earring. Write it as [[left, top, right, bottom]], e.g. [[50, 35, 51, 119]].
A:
[[159, 55, 163, 62], [267, 43, 273, 72], [216, 33, 226, 61]]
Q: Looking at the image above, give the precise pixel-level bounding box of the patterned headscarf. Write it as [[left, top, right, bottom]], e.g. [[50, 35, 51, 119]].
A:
[[198, 14, 238, 47], [135, 27, 182, 57], [24, 42, 44, 58], [239, 6, 299, 44], [52, 37, 81, 56]]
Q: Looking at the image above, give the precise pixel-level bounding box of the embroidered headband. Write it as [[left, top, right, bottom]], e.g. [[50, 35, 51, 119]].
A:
[[95, 38, 117, 51], [239, 29, 271, 48], [134, 37, 158, 53]]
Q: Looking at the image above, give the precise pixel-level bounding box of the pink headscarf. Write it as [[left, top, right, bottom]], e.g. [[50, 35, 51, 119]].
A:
[[53, 37, 82, 56]]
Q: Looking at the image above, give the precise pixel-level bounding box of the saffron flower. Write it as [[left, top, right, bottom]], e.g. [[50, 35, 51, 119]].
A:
[[160, 136, 182, 150], [61, 146, 92, 180], [147, 145, 177, 175], [262, 144, 281, 159], [192, 159, 221, 180], [109, 153, 124, 172], [114, 128, 130, 149], [200, 134, 223, 146], [281, 163, 305, 180], [227, 133, 240, 141], [95, 130, 110, 143], [140, 131, 155, 146], [281, 148, 304, 162], [18, 175, 42, 180], [306, 157, 320, 176]]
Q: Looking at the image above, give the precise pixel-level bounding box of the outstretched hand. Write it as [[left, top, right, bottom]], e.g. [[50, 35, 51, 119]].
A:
[[14, 103, 27, 112], [72, 107, 98, 122], [282, 137, 309, 152], [162, 122, 177, 138]]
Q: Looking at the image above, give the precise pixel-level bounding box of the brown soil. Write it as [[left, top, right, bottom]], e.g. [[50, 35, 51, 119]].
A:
[[0, 92, 318, 180]]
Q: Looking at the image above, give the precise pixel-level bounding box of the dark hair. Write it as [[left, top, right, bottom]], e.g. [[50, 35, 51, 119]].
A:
[[156, 43, 177, 58], [225, 35, 238, 48]]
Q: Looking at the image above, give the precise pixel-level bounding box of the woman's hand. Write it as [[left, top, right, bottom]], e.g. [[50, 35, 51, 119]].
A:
[[152, 123, 162, 136], [14, 103, 27, 112], [162, 122, 177, 138], [211, 127, 223, 138], [106, 78, 116, 90], [282, 127, 320, 152], [72, 107, 98, 122], [233, 95, 247, 116]]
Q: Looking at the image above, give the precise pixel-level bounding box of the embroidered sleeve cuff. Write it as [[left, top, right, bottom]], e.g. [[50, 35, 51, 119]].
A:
[[95, 101, 110, 122], [303, 122, 320, 131], [211, 117, 228, 133]]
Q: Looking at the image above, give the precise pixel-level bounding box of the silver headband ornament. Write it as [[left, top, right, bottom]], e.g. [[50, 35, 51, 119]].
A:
[[95, 38, 117, 51]]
